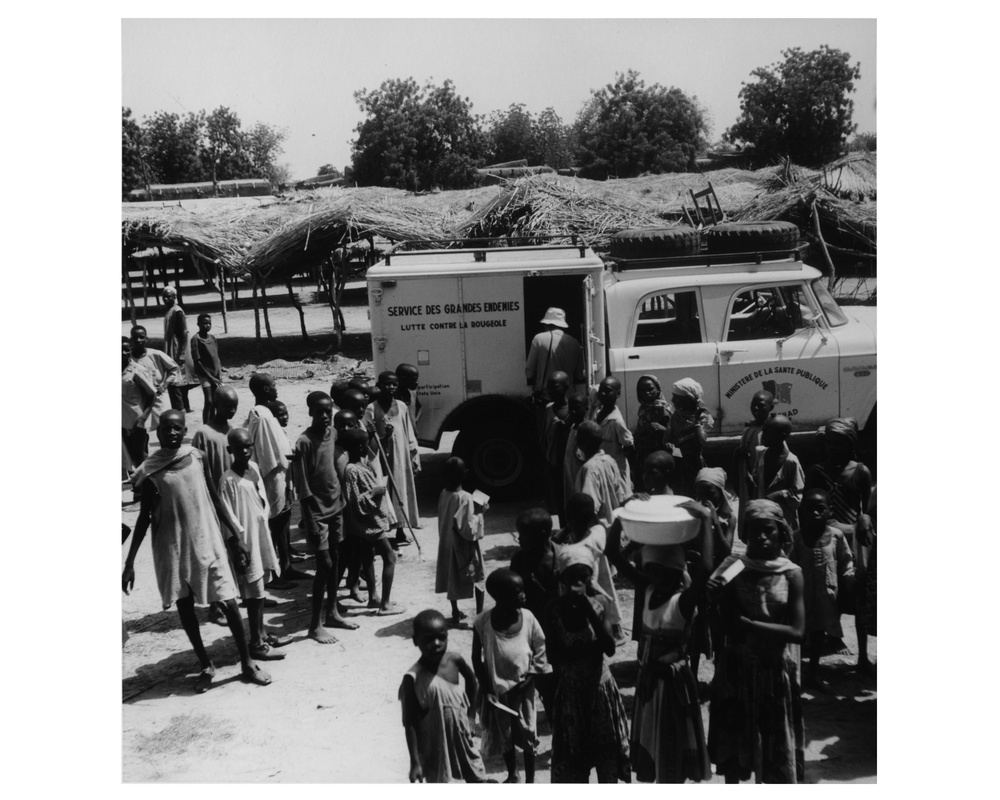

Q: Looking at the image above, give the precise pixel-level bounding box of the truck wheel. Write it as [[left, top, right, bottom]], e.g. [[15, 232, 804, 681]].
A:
[[453, 423, 536, 501], [703, 221, 801, 254], [609, 226, 701, 258]]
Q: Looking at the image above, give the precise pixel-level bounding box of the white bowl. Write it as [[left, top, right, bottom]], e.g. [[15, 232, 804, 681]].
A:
[[614, 495, 700, 545]]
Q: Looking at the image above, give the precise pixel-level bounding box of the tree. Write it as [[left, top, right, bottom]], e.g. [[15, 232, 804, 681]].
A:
[[122, 107, 148, 195], [572, 70, 708, 179], [725, 46, 862, 166], [484, 104, 574, 169], [142, 110, 205, 184], [317, 164, 341, 177], [203, 106, 249, 184], [847, 131, 877, 153], [244, 122, 287, 183], [351, 77, 485, 190]]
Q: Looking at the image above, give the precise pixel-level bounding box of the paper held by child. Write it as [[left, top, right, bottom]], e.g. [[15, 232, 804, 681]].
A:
[[717, 558, 746, 585], [472, 489, 490, 507]]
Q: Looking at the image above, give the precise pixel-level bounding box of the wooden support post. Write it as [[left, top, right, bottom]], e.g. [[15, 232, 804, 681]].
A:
[[288, 279, 309, 341], [811, 198, 837, 290], [218, 264, 229, 333], [259, 281, 276, 352], [122, 254, 137, 327], [252, 281, 262, 360], [141, 260, 149, 312], [175, 260, 182, 303]]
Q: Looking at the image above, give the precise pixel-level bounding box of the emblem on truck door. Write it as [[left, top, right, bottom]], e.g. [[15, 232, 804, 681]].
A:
[[762, 380, 793, 405]]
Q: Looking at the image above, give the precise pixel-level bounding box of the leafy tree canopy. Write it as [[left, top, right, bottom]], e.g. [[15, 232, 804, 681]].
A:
[[484, 104, 573, 170], [572, 70, 708, 179], [725, 45, 862, 166], [317, 164, 341, 177], [350, 77, 485, 190]]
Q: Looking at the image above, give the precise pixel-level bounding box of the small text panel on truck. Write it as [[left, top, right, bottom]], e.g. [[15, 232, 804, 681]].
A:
[[367, 234, 875, 498]]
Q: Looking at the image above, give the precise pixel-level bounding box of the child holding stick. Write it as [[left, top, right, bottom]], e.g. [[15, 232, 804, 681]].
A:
[[434, 457, 486, 625]]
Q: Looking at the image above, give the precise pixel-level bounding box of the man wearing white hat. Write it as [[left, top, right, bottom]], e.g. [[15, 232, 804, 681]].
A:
[[525, 307, 584, 403]]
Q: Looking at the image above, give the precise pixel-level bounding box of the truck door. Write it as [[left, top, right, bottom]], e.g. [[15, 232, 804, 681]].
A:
[[610, 287, 721, 428], [372, 277, 466, 445], [717, 282, 840, 432]]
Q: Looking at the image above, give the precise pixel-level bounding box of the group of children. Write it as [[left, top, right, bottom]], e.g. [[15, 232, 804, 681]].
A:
[[122, 330, 429, 686], [123, 324, 874, 782], [407, 373, 875, 783]]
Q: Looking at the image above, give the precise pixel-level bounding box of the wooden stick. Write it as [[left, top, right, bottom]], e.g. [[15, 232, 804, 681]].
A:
[[260, 281, 275, 346], [288, 279, 309, 341], [252, 281, 262, 360], [218, 264, 229, 333], [811, 197, 837, 290]]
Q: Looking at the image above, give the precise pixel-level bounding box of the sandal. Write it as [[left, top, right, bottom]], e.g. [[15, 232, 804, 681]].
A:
[[240, 664, 272, 686], [250, 643, 286, 661], [194, 663, 216, 694]]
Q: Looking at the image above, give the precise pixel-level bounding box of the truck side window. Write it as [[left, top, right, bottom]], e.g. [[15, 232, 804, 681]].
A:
[[633, 290, 702, 347], [726, 285, 808, 341]]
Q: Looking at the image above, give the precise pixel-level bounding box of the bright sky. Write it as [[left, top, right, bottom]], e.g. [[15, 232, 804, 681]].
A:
[[122, 17, 876, 181]]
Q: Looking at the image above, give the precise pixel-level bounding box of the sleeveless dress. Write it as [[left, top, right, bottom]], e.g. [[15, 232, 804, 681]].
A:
[[708, 555, 805, 783], [399, 660, 486, 783], [548, 595, 631, 783], [630, 588, 711, 783]]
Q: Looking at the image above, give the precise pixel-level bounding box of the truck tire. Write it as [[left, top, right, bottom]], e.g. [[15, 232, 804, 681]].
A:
[[609, 226, 701, 259], [453, 422, 537, 501], [703, 221, 800, 254]]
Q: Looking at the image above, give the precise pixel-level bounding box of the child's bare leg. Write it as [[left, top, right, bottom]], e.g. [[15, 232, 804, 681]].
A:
[[502, 751, 519, 783], [176, 594, 212, 669], [475, 587, 485, 614], [269, 512, 290, 576], [523, 747, 535, 784], [363, 544, 381, 607], [201, 386, 212, 423], [450, 599, 464, 623], [804, 635, 823, 686], [374, 537, 399, 612], [246, 597, 264, 649], [309, 550, 338, 644], [221, 598, 271, 684], [856, 623, 874, 675], [324, 545, 359, 630]]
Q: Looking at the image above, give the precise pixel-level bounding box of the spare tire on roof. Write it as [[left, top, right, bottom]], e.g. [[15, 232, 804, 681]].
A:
[[609, 225, 701, 258], [703, 221, 800, 254]]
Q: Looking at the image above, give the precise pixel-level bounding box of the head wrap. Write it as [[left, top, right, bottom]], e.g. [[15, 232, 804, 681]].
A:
[[743, 499, 792, 551], [555, 543, 596, 576], [671, 377, 703, 401], [823, 417, 859, 448], [638, 374, 662, 394], [695, 467, 733, 517]]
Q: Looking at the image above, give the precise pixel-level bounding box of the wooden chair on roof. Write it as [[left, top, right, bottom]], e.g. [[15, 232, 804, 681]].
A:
[[683, 182, 726, 228]]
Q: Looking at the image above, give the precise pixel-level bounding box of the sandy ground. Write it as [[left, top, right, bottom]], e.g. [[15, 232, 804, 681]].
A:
[[122, 301, 876, 783]]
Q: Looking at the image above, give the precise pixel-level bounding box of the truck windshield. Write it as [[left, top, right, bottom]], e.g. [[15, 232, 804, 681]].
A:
[[811, 279, 849, 327]]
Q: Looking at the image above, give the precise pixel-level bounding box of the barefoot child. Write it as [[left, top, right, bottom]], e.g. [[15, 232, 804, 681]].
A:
[[789, 489, 855, 686], [122, 337, 156, 473], [292, 392, 358, 643], [665, 378, 714, 496], [632, 375, 672, 492], [122, 410, 271, 692], [591, 376, 636, 492], [400, 609, 488, 783], [363, 370, 420, 549], [246, 373, 303, 586], [192, 386, 239, 489], [129, 324, 177, 430], [434, 457, 486, 625], [607, 500, 715, 783], [707, 499, 805, 783], [218, 428, 289, 661], [190, 313, 222, 424], [751, 415, 805, 532], [341, 428, 404, 616], [573, 421, 626, 528], [546, 546, 631, 783], [734, 390, 774, 541], [804, 417, 874, 675], [473, 568, 551, 783]]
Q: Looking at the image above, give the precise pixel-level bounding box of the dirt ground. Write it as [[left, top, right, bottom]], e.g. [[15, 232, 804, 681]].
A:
[[122, 300, 876, 783]]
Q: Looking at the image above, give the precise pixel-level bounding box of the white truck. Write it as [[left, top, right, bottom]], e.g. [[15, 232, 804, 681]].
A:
[[367, 230, 876, 497]]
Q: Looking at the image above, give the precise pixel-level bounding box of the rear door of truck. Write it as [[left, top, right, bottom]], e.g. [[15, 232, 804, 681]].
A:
[[370, 276, 466, 444]]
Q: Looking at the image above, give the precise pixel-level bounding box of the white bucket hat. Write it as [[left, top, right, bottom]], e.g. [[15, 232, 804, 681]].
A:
[[540, 307, 568, 328]]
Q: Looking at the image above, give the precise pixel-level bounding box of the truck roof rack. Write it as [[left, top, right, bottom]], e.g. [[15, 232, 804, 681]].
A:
[[609, 243, 810, 271], [385, 234, 591, 265]]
